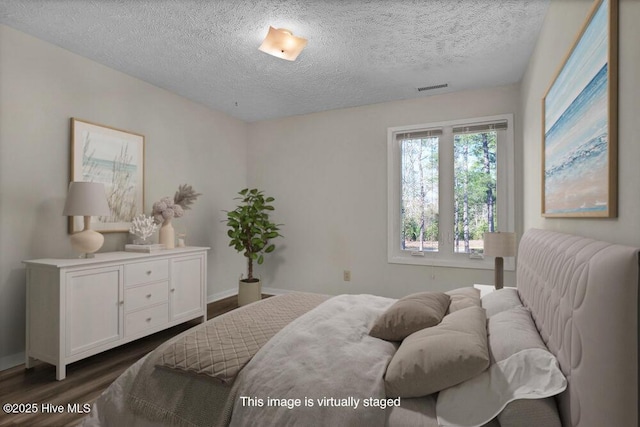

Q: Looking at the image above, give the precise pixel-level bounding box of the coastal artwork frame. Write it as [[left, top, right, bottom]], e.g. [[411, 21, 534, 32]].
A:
[[542, 0, 618, 218], [69, 118, 145, 233]]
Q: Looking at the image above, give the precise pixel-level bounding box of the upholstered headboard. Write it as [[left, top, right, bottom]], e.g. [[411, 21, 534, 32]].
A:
[[517, 229, 639, 427]]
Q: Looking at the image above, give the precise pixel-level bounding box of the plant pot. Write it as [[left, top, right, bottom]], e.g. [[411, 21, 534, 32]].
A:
[[238, 279, 262, 306]]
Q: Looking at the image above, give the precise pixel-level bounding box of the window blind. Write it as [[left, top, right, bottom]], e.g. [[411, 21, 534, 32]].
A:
[[395, 128, 443, 140], [452, 120, 507, 135]]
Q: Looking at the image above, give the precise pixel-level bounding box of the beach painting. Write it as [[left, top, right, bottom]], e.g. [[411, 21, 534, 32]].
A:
[[542, 0, 617, 217], [70, 119, 145, 232]]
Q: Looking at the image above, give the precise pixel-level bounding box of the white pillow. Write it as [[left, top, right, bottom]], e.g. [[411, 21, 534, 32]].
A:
[[487, 305, 546, 363], [481, 288, 522, 317], [436, 306, 565, 427], [436, 348, 567, 427]]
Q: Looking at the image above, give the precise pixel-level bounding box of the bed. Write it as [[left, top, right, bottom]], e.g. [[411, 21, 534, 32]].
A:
[[81, 229, 639, 427]]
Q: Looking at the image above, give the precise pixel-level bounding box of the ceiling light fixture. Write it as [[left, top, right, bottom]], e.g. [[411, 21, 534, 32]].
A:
[[258, 26, 307, 61]]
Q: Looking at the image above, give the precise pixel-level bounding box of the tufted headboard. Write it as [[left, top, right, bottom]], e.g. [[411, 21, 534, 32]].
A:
[[517, 229, 639, 427]]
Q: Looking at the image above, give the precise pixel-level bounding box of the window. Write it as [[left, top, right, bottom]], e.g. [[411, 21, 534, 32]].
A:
[[388, 114, 514, 269], [401, 131, 440, 252]]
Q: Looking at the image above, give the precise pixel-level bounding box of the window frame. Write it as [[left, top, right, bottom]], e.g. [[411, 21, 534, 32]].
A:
[[387, 113, 515, 270]]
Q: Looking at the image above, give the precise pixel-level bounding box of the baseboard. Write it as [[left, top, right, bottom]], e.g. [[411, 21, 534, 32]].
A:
[[0, 351, 25, 371], [207, 286, 294, 304], [207, 288, 238, 303]]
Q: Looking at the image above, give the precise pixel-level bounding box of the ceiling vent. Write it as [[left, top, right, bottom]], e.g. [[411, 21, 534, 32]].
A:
[[417, 83, 448, 92]]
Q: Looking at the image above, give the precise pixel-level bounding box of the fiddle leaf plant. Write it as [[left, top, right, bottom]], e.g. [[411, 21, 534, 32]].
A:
[[225, 188, 282, 283]]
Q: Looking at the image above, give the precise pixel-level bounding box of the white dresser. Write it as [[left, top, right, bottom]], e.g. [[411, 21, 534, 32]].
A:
[[23, 247, 209, 380]]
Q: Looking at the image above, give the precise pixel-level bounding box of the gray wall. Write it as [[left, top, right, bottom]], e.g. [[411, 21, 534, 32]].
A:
[[0, 25, 248, 368], [521, 0, 640, 244]]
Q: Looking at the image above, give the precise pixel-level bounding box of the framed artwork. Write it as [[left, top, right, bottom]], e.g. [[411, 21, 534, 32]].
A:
[[542, 0, 618, 217], [70, 118, 145, 233]]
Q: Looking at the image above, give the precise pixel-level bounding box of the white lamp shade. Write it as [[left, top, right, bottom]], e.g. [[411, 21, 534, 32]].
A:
[[258, 26, 307, 61], [483, 232, 516, 257], [63, 182, 111, 217]]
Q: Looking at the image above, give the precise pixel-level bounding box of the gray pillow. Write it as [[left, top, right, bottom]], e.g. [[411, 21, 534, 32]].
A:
[[370, 291, 450, 341], [481, 287, 523, 317], [445, 287, 481, 313], [385, 305, 489, 397]]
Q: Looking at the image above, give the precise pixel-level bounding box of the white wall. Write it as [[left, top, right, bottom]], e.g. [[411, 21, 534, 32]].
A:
[[0, 25, 247, 368], [521, 0, 640, 245], [247, 84, 522, 299]]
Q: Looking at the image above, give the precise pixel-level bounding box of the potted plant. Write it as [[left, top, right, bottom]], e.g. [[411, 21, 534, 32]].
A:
[[225, 188, 282, 306]]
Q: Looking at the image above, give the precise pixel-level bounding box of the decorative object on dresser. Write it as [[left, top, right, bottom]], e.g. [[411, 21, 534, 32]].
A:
[[176, 226, 187, 248], [23, 247, 209, 380], [128, 213, 159, 244], [225, 188, 283, 306], [483, 231, 516, 289], [70, 118, 145, 233], [125, 243, 166, 253], [542, 0, 618, 218], [63, 181, 111, 258], [152, 184, 201, 249]]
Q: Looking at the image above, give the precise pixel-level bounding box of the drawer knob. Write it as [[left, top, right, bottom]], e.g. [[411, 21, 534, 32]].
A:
[[146, 270, 152, 275], [146, 294, 152, 298], [171, 288, 175, 292], [146, 317, 152, 322], [119, 301, 124, 305]]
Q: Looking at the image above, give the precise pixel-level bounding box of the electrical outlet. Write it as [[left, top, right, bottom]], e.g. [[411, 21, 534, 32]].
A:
[[343, 270, 351, 282]]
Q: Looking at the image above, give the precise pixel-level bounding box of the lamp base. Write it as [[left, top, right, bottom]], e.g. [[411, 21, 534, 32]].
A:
[[70, 229, 104, 256], [494, 257, 504, 290]]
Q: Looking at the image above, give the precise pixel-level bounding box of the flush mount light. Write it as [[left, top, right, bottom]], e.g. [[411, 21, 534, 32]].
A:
[[258, 26, 307, 61]]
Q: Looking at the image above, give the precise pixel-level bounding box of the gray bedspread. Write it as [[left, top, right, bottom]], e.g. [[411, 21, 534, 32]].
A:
[[229, 294, 398, 427]]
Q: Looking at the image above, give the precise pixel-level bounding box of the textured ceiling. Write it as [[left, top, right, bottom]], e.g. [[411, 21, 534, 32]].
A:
[[0, 0, 549, 122]]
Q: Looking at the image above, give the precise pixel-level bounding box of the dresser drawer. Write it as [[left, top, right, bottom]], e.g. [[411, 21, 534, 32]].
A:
[[125, 259, 169, 287], [125, 281, 168, 312], [125, 303, 168, 337]]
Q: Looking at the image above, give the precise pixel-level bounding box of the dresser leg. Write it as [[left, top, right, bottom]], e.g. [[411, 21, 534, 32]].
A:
[[25, 356, 36, 369], [56, 365, 66, 381]]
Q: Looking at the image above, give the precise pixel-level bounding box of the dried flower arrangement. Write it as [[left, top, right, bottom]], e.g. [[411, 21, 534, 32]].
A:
[[129, 214, 159, 243], [152, 184, 201, 225]]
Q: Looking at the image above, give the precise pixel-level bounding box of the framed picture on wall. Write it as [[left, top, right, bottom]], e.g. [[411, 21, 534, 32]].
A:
[[70, 118, 145, 233], [542, 0, 618, 218]]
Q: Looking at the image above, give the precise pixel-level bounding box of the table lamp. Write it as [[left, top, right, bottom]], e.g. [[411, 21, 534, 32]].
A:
[[483, 232, 516, 289], [63, 182, 111, 258]]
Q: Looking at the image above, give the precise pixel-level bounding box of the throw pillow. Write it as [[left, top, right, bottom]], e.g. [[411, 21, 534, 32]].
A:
[[369, 291, 450, 341], [385, 305, 489, 397]]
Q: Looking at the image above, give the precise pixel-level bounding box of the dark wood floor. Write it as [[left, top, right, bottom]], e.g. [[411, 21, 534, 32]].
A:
[[0, 294, 248, 427]]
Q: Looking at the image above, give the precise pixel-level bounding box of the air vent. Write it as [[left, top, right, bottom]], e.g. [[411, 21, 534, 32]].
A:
[[417, 83, 448, 92]]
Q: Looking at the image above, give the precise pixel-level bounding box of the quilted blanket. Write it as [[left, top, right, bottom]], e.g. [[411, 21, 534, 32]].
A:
[[127, 292, 329, 427], [159, 292, 330, 382]]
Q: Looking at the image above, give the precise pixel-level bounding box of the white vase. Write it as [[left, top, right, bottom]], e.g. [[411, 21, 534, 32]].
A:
[[159, 219, 175, 249]]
